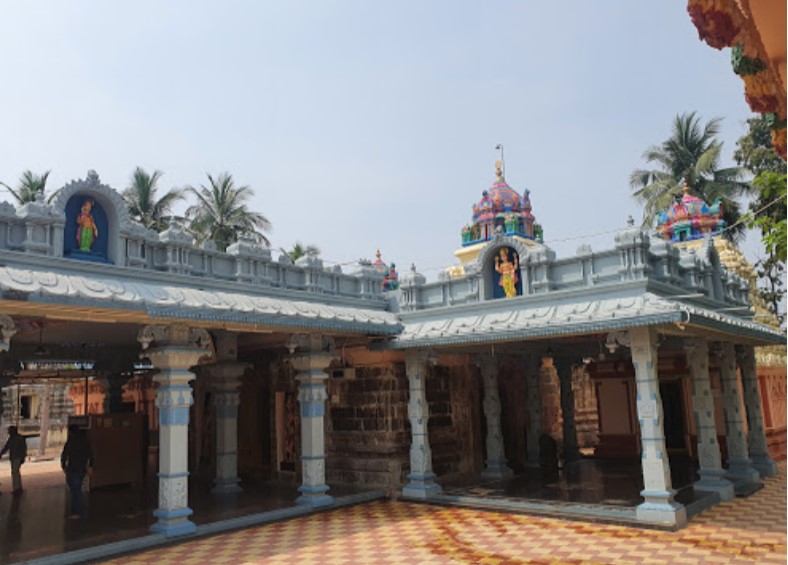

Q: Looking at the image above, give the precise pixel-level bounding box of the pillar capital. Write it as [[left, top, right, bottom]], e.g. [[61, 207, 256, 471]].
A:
[[209, 361, 250, 386], [682, 336, 707, 357], [288, 334, 336, 376], [405, 349, 438, 370], [473, 352, 498, 374], [138, 324, 213, 374]]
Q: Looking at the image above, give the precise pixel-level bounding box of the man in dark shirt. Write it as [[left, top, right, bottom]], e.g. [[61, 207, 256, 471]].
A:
[[0, 426, 27, 494], [60, 425, 92, 518]]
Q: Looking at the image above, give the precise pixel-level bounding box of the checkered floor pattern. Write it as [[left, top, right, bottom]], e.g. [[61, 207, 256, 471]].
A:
[[104, 465, 786, 565]]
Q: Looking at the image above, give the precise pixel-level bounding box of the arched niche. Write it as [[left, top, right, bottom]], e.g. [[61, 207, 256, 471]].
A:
[[51, 171, 130, 265], [472, 234, 532, 301]]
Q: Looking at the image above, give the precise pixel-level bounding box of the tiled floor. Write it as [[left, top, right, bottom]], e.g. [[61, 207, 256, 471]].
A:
[[102, 463, 787, 565]]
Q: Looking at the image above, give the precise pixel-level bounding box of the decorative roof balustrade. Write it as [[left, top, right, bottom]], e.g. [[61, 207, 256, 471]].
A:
[[393, 221, 752, 316], [0, 171, 388, 307]]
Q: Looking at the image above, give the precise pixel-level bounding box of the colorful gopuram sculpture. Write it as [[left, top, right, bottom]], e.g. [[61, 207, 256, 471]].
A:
[[373, 250, 399, 291], [461, 161, 543, 245], [655, 184, 725, 242]]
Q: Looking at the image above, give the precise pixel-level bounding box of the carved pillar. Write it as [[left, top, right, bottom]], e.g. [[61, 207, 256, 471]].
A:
[[555, 356, 580, 463], [402, 349, 441, 498], [539, 357, 562, 441], [684, 337, 733, 500], [525, 355, 541, 465], [736, 345, 777, 477], [138, 324, 212, 537], [629, 327, 686, 527], [0, 314, 17, 428], [713, 342, 760, 485], [210, 362, 247, 493], [476, 354, 513, 479], [288, 334, 335, 508]]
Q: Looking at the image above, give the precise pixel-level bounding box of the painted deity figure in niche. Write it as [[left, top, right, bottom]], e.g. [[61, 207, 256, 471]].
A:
[[495, 247, 519, 298], [76, 199, 99, 252]]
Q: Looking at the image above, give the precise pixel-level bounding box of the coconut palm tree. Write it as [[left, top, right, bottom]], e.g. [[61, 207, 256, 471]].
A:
[[122, 167, 184, 232], [0, 170, 53, 204], [185, 172, 271, 251], [630, 112, 750, 241], [280, 242, 321, 263]]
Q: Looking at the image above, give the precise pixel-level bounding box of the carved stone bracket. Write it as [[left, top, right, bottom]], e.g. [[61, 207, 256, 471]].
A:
[[0, 315, 17, 352], [604, 330, 631, 353], [138, 324, 213, 352]]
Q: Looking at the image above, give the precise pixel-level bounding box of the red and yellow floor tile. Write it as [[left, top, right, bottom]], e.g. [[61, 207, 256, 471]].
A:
[[103, 465, 786, 565]]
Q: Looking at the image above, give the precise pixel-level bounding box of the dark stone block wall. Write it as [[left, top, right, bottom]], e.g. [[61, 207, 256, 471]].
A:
[[325, 351, 410, 490], [427, 360, 483, 481]]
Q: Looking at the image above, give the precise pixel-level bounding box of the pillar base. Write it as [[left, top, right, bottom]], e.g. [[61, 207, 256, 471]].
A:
[[212, 477, 243, 494], [481, 460, 514, 480], [402, 472, 442, 499], [295, 484, 334, 508], [750, 454, 778, 478], [636, 498, 687, 528], [151, 507, 197, 537], [725, 459, 761, 484], [693, 470, 734, 502]]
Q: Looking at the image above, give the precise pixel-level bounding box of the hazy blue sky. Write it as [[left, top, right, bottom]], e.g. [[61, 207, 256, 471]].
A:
[[0, 2, 760, 278]]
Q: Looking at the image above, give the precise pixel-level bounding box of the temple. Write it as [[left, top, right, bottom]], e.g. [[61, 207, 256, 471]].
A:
[[0, 165, 784, 560]]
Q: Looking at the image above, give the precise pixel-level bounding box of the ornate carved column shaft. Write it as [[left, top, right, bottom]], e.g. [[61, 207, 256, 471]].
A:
[[628, 327, 686, 528], [555, 356, 580, 463], [684, 337, 733, 501], [402, 349, 441, 499], [139, 324, 212, 537], [289, 334, 335, 508], [736, 345, 777, 477], [210, 361, 247, 493], [476, 354, 513, 479], [714, 342, 761, 485]]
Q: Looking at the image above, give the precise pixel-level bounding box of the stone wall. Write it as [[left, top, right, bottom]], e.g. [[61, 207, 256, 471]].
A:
[[325, 350, 409, 490], [427, 360, 482, 481]]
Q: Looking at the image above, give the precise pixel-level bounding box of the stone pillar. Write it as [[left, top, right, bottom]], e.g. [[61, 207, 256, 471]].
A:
[[288, 334, 335, 508], [402, 349, 441, 498], [525, 355, 541, 465], [555, 356, 580, 463], [539, 357, 561, 441], [476, 354, 513, 479], [713, 342, 760, 485], [210, 361, 247, 494], [138, 324, 213, 537], [684, 337, 733, 501], [736, 345, 777, 477], [629, 327, 686, 527]]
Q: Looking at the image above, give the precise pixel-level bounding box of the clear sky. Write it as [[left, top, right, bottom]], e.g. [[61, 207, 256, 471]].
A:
[[0, 2, 761, 278]]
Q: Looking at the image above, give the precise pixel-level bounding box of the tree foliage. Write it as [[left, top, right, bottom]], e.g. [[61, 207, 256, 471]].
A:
[[185, 172, 271, 251], [630, 112, 750, 241], [0, 170, 54, 204], [280, 242, 321, 263], [122, 167, 184, 232], [734, 115, 787, 327]]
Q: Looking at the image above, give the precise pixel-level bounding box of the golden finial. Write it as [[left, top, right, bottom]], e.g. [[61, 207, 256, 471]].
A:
[[375, 249, 382, 261], [494, 143, 505, 179], [683, 179, 691, 195], [495, 160, 504, 180]]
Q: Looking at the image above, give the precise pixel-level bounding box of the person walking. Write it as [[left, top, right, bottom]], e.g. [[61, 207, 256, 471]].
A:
[[60, 425, 92, 518], [0, 426, 27, 494]]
